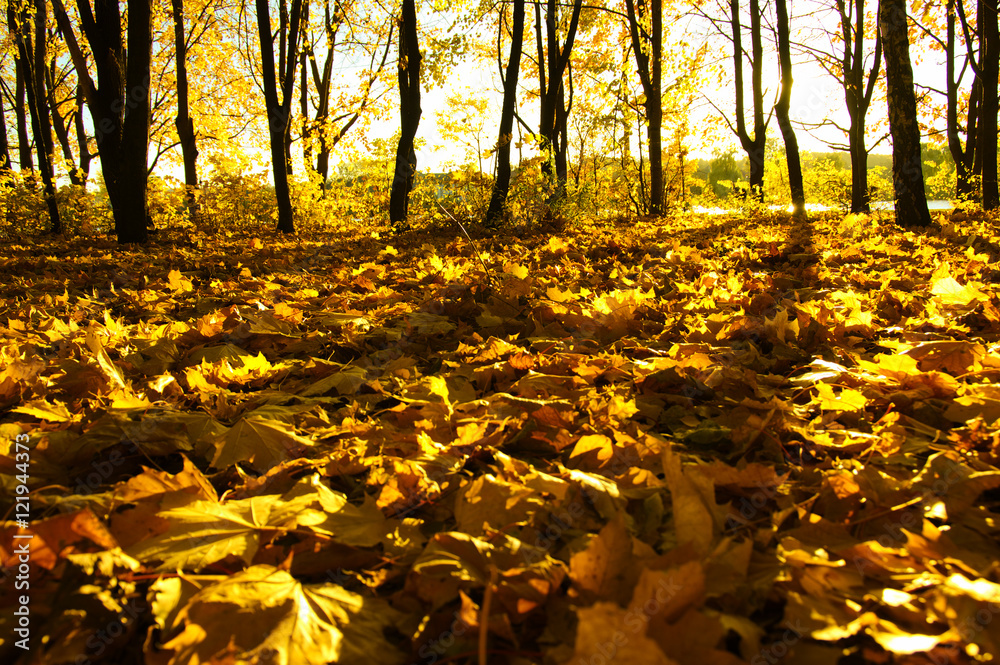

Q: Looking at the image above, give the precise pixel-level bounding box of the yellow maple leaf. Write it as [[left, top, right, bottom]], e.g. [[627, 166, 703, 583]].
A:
[[570, 434, 614, 461], [859, 354, 919, 381], [930, 262, 985, 306], [167, 269, 193, 293], [814, 383, 867, 411]]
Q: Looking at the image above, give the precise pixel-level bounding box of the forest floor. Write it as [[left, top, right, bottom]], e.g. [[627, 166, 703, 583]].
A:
[[2, 210, 1000, 665]]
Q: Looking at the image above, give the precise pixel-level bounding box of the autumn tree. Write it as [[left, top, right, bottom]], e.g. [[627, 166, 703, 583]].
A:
[[943, 0, 979, 201], [53, 0, 153, 244], [916, 0, 995, 205], [773, 0, 804, 217], [72, 84, 91, 181], [624, 0, 664, 215], [535, 0, 583, 199], [0, 80, 11, 175], [795, 0, 884, 212], [171, 0, 200, 223], [727, 0, 768, 201], [45, 47, 90, 186], [10, 0, 61, 233], [256, 0, 304, 233], [834, 0, 882, 212], [8, 47, 33, 171], [972, 0, 998, 209], [388, 0, 420, 226], [298, 0, 394, 190], [485, 0, 525, 226], [879, 0, 931, 226]]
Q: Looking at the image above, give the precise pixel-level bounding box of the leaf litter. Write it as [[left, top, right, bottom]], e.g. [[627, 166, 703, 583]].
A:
[[2, 211, 1000, 664]]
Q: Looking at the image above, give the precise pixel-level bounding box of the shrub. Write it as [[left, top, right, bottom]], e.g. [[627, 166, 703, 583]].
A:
[[198, 158, 275, 231]]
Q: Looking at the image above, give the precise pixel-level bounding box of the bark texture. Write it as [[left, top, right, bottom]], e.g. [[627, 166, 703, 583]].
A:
[[879, 0, 932, 226], [485, 0, 525, 226], [389, 0, 421, 226]]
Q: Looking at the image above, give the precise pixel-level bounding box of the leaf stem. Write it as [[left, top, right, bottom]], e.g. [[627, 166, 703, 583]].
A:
[[436, 201, 496, 288]]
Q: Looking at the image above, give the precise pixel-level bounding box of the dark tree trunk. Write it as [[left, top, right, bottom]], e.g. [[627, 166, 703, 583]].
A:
[[300, 4, 311, 172], [535, 1, 549, 179], [74, 82, 91, 183], [625, 0, 663, 215], [14, 54, 32, 172], [171, 0, 200, 223], [731, 0, 767, 201], [0, 85, 11, 175], [11, 0, 61, 233], [536, 0, 582, 199], [389, 0, 421, 226], [837, 0, 881, 212], [256, 0, 304, 233], [946, 0, 978, 202], [278, 0, 294, 177], [975, 0, 998, 209], [555, 64, 570, 189], [30, 0, 60, 231], [774, 0, 805, 217], [312, 0, 338, 184], [53, 0, 153, 243], [301, 0, 337, 184], [848, 134, 871, 210], [294, 0, 308, 176], [485, 0, 525, 226], [879, 0, 932, 226]]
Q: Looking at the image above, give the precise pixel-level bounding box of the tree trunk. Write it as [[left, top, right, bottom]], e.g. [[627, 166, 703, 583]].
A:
[[946, 0, 977, 203], [554, 65, 570, 192], [879, 0, 932, 226], [256, 0, 304, 233], [0, 86, 11, 176], [74, 83, 91, 183], [485, 0, 525, 226], [731, 0, 767, 202], [171, 0, 200, 224], [14, 52, 32, 172], [11, 0, 61, 233], [774, 0, 805, 217], [53, 0, 153, 243], [389, 0, 421, 227], [118, 0, 154, 242], [313, 0, 337, 185], [848, 128, 870, 211], [625, 0, 663, 215], [975, 0, 998, 209], [300, 37, 311, 171], [282, 0, 295, 178], [647, 14, 662, 216], [837, 0, 880, 212], [535, 1, 551, 183], [536, 0, 582, 199]]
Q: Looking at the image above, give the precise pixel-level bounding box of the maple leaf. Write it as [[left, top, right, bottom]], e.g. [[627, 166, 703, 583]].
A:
[[211, 416, 316, 471], [157, 565, 405, 665], [930, 263, 986, 307], [813, 383, 868, 412], [125, 491, 323, 571]]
